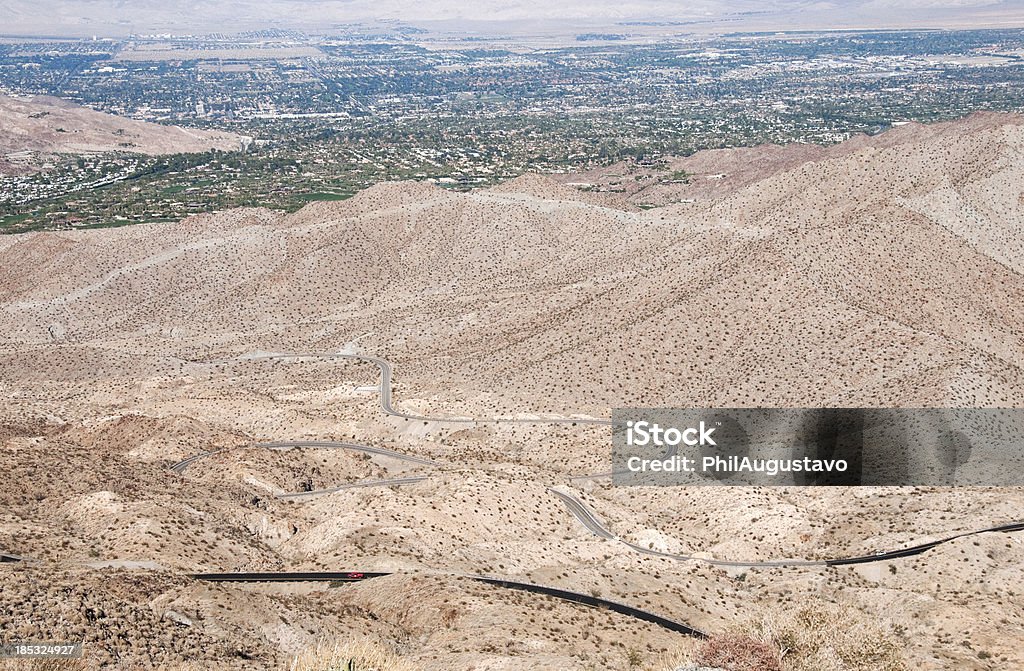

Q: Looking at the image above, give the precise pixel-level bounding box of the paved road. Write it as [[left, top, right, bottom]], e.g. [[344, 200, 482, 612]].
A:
[[277, 476, 430, 501], [6, 348, 1020, 649], [198, 352, 613, 426], [171, 440, 438, 474], [170, 440, 434, 499], [179, 352, 1024, 569], [258, 441, 438, 467], [9, 351, 1011, 562], [191, 570, 705, 637], [193, 571, 391, 583], [550, 487, 1024, 568], [547, 488, 618, 540]]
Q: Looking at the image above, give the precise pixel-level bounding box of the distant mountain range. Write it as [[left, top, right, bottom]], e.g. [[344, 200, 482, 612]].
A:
[[2, 0, 1023, 36]]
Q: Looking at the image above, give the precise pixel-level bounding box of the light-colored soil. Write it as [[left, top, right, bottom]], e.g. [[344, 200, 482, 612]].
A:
[[0, 95, 242, 173], [1, 113, 1023, 670]]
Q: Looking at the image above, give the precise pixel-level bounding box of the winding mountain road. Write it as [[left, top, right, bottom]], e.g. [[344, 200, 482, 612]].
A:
[[175, 351, 1024, 569], [549, 487, 1024, 568], [199, 352, 613, 426], [276, 476, 430, 501], [170, 440, 438, 475], [191, 570, 705, 637], [170, 440, 436, 499], [7, 350, 1021, 641]]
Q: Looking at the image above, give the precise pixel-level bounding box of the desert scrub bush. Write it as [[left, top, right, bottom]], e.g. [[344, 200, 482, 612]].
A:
[[288, 638, 421, 671], [697, 634, 782, 671], [0, 662, 92, 671], [653, 641, 701, 671], [743, 604, 907, 671], [0, 662, 215, 671]]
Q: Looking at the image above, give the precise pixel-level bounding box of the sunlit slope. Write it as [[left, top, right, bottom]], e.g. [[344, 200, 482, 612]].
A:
[[0, 94, 241, 169], [1, 113, 1022, 409]]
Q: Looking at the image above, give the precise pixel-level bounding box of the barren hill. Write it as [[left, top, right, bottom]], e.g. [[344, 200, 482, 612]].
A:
[[2, 113, 1022, 409], [1, 114, 1023, 670], [560, 112, 1024, 208], [0, 95, 242, 173]]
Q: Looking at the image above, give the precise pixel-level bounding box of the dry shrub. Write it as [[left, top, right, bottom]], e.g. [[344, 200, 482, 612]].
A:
[[652, 640, 701, 671], [744, 605, 907, 671], [0, 661, 217, 671], [288, 638, 421, 671], [0, 662, 92, 671], [697, 634, 782, 671]]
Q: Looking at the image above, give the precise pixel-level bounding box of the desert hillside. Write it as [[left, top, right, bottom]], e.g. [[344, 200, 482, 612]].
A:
[[2, 112, 1023, 410], [0, 95, 242, 173], [1, 115, 1023, 670]]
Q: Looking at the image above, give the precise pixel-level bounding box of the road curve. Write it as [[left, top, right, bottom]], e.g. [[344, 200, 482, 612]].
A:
[[6, 348, 1020, 652], [180, 351, 1024, 569], [277, 476, 430, 501], [195, 352, 613, 426], [193, 571, 391, 582], [170, 441, 435, 499], [547, 488, 617, 540], [550, 487, 1024, 568], [171, 440, 438, 474], [191, 570, 705, 637], [258, 441, 438, 467]]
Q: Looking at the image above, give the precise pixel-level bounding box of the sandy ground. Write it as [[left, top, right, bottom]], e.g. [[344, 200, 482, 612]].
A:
[[0, 95, 242, 173], [2, 113, 1024, 669]]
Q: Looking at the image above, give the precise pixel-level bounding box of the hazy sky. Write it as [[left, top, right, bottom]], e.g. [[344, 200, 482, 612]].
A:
[[2, 0, 1023, 35]]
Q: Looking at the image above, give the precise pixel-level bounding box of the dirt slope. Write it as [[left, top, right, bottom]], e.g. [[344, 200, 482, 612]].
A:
[[0, 95, 242, 173], [1, 114, 1023, 670]]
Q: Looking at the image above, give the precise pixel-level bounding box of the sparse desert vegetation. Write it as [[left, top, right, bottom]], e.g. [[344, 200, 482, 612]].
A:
[[1, 115, 1023, 668], [288, 638, 421, 671]]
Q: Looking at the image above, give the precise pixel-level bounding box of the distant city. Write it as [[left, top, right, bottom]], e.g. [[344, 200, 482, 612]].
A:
[[3, 26, 1024, 231]]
